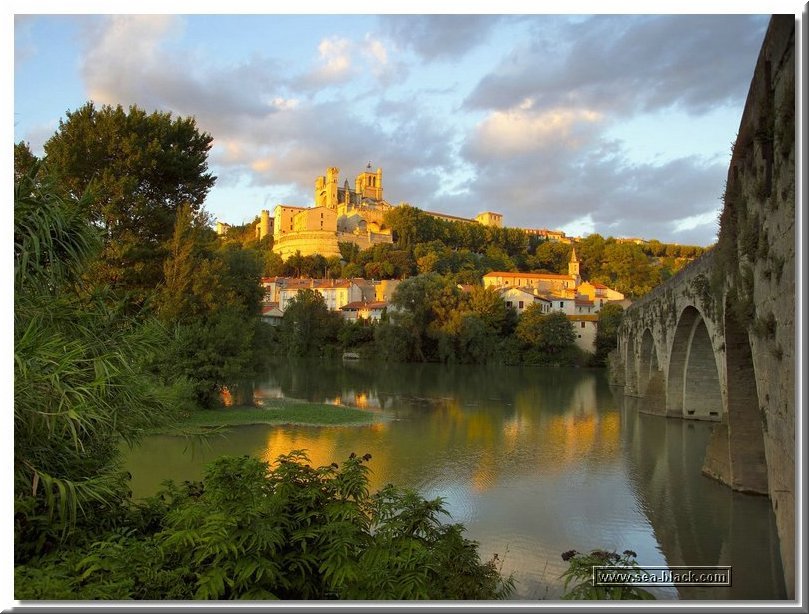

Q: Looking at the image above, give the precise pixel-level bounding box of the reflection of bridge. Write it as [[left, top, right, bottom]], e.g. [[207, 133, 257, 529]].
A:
[[610, 17, 795, 598]]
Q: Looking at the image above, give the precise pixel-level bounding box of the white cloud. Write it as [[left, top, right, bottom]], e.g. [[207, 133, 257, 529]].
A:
[[364, 36, 388, 66], [472, 104, 603, 156], [317, 36, 352, 79], [672, 210, 720, 233], [82, 15, 178, 104]]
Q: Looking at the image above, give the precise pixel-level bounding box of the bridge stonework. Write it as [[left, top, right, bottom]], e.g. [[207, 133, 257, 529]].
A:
[[609, 16, 795, 598]]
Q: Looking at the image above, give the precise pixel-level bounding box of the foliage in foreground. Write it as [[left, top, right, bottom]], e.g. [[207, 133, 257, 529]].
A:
[[560, 549, 656, 600], [15, 453, 515, 600], [14, 168, 178, 563]]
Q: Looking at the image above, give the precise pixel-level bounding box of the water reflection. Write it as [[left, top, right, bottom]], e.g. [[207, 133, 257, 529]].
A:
[[619, 397, 785, 599], [124, 360, 785, 600]]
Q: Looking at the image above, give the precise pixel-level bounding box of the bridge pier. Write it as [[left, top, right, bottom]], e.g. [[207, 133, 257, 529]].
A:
[[611, 17, 795, 596]]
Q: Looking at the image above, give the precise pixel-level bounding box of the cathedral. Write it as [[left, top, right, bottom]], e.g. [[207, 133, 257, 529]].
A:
[[240, 165, 504, 261]]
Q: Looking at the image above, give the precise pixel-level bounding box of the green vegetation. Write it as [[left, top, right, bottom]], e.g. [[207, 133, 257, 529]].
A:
[[14, 103, 516, 600], [39, 102, 216, 305], [257, 203, 704, 298], [560, 549, 656, 600], [278, 288, 343, 358], [592, 304, 625, 366], [14, 166, 178, 567], [13, 99, 702, 601], [15, 453, 514, 600], [164, 401, 379, 431]]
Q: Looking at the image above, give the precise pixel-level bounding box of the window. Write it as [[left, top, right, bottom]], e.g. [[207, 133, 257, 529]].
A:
[[506, 301, 512, 308], [559, 302, 564, 308], [518, 301, 524, 309], [581, 322, 586, 328]]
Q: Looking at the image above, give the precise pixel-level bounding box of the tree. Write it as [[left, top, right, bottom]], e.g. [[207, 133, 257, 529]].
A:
[[152, 214, 269, 407], [466, 286, 515, 336], [154, 203, 219, 323], [516, 308, 575, 353], [14, 169, 173, 562], [386, 273, 465, 362], [515, 307, 577, 366], [593, 303, 624, 366], [14, 141, 39, 184], [528, 241, 571, 274], [42, 102, 216, 302], [597, 242, 661, 298], [575, 234, 607, 280], [279, 289, 342, 357]]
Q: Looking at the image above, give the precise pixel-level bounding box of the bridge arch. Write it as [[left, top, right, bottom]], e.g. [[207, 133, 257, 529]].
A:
[[666, 306, 721, 420], [724, 300, 768, 494]]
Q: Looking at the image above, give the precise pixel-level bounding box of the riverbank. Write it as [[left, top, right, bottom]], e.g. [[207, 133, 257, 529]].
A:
[[157, 398, 380, 434]]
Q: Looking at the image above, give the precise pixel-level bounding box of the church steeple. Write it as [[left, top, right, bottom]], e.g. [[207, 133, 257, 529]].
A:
[[568, 247, 580, 284]]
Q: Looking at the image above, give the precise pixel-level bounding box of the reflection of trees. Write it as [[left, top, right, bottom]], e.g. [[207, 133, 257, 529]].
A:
[[620, 402, 786, 599], [262, 359, 600, 419], [254, 365, 622, 495]]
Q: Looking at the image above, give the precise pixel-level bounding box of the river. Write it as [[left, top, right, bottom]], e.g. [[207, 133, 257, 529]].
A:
[[123, 359, 786, 600]]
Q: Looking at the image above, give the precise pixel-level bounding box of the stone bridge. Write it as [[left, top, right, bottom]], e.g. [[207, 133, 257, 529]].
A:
[[609, 16, 796, 598]]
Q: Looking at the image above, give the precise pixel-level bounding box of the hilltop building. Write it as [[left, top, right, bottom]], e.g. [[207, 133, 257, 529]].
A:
[[231, 165, 505, 260]]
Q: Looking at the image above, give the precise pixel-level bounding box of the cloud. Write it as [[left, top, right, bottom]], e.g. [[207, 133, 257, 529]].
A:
[[294, 36, 354, 89], [80, 15, 282, 132], [14, 15, 39, 68], [465, 15, 768, 117], [66, 14, 757, 246], [377, 15, 503, 60], [470, 102, 603, 157], [460, 99, 727, 246]]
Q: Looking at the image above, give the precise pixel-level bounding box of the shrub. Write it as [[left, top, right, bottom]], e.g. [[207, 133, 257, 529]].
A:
[[560, 549, 655, 600]]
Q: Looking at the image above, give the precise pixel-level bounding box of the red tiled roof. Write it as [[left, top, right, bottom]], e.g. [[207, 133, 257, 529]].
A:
[[484, 271, 574, 281]]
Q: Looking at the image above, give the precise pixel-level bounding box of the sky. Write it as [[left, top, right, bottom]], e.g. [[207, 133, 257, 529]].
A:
[[9, 7, 794, 246]]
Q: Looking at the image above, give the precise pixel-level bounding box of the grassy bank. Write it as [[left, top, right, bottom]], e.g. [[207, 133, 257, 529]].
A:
[[160, 398, 380, 434]]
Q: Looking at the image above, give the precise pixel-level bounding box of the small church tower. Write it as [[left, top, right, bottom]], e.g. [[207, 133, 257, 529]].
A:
[[568, 247, 581, 286]]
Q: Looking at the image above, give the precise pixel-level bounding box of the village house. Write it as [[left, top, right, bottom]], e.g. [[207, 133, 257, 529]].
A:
[[262, 277, 399, 318], [484, 249, 626, 353], [260, 302, 284, 326], [568, 315, 600, 352], [499, 287, 552, 316], [340, 300, 389, 322]]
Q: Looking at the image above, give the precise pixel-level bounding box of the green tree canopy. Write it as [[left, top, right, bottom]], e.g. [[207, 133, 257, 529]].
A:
[[593, 303, 624, 366], [14, 141, 39, 184], [516, 307, 576, 354], [42, 102, 216, 302], [279, 288, 342, 357]]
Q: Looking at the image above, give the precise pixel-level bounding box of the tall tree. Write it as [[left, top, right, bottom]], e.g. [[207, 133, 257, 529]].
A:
[[279, 289, 342, 357], [14, 141, 39, 184], [516, 307, 576, 355], [42, 102, 216, 302]]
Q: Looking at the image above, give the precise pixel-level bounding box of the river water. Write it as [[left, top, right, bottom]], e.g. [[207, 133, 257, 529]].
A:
[[123, 360, 786, 600]]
